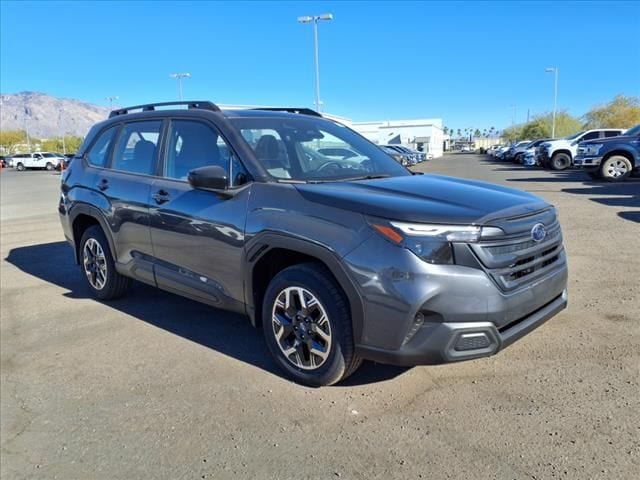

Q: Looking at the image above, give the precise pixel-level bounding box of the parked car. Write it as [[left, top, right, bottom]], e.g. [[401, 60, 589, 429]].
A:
[[494, 145, 511, 160], [487, 145, 503, 156], [503, 141, 532, 162], [59, 100, 568, 386], [380, 145, 415, 166], [391, 145, 427, 162], [9, 151, 63, 171], [573, 124, 640, 182], [537, 129, 625, 170], [512, 139, 550, 164]]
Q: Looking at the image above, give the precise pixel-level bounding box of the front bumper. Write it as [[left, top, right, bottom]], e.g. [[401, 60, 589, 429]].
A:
[[573, 155, 603, 170], [344, 234, 568, 366], [357, 290, 567, 365]]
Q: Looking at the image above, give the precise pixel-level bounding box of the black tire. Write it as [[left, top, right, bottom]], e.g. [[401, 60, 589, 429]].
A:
[[513, 153, 522, 164], [599, 155, 632, 182], [550, 152, 571, 171], [16, 163, 25, 171], [262, 263, 361, 387], [45, 162, 54, 171], [79, 225, 131, 300]]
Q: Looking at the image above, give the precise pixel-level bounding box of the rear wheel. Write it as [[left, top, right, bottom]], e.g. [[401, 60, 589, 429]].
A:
[[79, 225, 131, 300], [262, 263, 361, 386], [45, 162, 54, 171], [16, 163, 25, 171], [600, 155, 632, 182], [551, 152, 571, 170]]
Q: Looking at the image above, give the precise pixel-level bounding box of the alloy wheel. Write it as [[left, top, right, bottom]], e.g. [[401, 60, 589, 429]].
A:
[[83, 238, 107, 290], [271, 287, 332, 370]]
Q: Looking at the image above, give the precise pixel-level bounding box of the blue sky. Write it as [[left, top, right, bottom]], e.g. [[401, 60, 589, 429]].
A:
[[1, 1, 639, 131]]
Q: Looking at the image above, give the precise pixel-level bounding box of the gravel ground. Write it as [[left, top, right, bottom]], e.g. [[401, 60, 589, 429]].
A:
[[1, 155, 639, 480]]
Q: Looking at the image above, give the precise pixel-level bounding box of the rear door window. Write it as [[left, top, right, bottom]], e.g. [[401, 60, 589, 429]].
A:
[[604, 130, 621, 138], [87, 126, 118, 167], [112, 121, 162, 175]]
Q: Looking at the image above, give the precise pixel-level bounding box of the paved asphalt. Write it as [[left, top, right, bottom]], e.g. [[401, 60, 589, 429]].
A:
[[1, 155, 638, 479]]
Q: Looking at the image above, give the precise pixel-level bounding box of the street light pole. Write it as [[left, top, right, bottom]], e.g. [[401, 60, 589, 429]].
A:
[[170, 73, 191, 100], [298, 13, 333, 112], [105, 96, 119, 111], [545, 66, 558, 138]]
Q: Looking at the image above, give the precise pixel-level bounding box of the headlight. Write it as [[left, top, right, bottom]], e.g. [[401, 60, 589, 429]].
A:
[[582, 144, 603, 155], [368, 218, 504, 264]]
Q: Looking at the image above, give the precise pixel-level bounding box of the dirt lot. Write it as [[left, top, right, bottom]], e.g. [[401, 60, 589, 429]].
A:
[[1, 156, 638, 480]]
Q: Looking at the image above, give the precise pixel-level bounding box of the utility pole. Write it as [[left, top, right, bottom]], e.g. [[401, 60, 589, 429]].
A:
[[297, 13, 333, 112], [170, 73, 191, 100], [105, 96, 119, 111], [545, 66, 559, 138]]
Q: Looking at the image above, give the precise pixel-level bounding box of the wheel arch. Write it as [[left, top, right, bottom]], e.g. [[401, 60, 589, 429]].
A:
[[69, 205, 116, 265], [244, 233, 365, 342], [602, 149, 635, 167]]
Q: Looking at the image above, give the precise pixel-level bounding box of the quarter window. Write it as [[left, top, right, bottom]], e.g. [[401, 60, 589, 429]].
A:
[[86, 126, 118, 167], [112, 121, 162, 175]]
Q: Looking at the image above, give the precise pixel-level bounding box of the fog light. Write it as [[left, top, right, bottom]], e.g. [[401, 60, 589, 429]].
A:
[[402, 312, 425, 346], [454, 332, 491, 351]]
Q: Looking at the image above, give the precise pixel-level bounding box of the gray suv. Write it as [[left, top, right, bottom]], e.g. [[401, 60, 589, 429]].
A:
[[59, 101, 568, 386]]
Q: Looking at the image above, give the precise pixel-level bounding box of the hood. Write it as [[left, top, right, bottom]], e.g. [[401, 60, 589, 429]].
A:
[[580, 135, 634, 145], [295, 174, 549, 225]]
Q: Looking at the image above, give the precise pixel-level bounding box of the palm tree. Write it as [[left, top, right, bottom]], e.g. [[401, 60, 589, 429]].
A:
[[457, 129, 462, 138]]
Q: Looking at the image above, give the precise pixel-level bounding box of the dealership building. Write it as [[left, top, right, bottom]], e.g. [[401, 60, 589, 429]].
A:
[[348, 118, 444, 158]]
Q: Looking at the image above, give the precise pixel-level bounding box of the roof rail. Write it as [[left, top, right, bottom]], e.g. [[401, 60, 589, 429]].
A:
[[251, 107, 323, 117], [109, 101, 221, 118]]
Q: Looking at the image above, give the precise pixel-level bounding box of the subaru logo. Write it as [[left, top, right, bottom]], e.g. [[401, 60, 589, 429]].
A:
[[531, 223, 546, 242]]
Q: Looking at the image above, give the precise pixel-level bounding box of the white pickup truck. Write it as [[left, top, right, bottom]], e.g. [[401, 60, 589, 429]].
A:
[[538, 129, 625, 170], [10, 152, 64, 171]]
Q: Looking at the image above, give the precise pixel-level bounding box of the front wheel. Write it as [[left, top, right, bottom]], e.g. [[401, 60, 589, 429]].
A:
[[551, 152, 571, 170], [600, 155, 632, 182], [262, 263, 361, 386]]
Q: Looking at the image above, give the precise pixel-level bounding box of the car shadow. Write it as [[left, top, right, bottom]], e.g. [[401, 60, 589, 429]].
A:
[[4, 242, 408, 387]]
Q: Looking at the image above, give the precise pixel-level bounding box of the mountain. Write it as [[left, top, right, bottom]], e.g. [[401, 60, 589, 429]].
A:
[[0, 92, 110, 138]]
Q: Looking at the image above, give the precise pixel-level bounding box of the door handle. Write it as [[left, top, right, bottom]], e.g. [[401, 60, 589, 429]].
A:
[[152, 189, 170, 205], [97, 178, 109, 191]]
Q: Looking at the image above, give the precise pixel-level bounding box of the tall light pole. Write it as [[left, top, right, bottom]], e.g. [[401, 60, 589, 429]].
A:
[[545, 66, 558, 138], [105, 96, 119, 110], [297, 13, 333, 112], [170, 73, 191, 100]]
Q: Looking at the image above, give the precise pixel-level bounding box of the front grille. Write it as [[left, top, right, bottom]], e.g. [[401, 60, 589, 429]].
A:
[[470, 217, 565, 292]]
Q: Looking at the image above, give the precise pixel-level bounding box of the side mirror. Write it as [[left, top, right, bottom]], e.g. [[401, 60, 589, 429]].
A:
[[188, 165, 228, 191]]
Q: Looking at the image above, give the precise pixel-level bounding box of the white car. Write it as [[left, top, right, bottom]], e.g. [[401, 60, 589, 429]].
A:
[[538, 129, 625, 170], [10, 152, 64, 171]]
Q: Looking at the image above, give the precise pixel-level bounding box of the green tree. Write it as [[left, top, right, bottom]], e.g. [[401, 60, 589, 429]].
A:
[[40, 136, 83, 154], [474, 129, 481, 138], [456, 129, 462, 138], [583, 95, 640, 129], [0, 130, 27, 154]]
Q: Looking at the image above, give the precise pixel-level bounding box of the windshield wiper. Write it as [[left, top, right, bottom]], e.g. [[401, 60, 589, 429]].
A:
[[339, 174, 391, 182]]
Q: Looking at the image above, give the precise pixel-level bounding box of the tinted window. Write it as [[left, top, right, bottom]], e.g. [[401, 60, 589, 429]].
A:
[[165, 120, 230, 180], [604, 131, 621, 138], [112, 121, 161, 175], [231, 116, 409, 182], [87, 126, 118, 167], [581, 132, 600, 141]]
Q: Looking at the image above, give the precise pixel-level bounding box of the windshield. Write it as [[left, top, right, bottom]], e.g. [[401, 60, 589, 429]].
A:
[[624, 124, 640, 136], [231, 116, 410, 182], [564, 131, 584, 140]]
